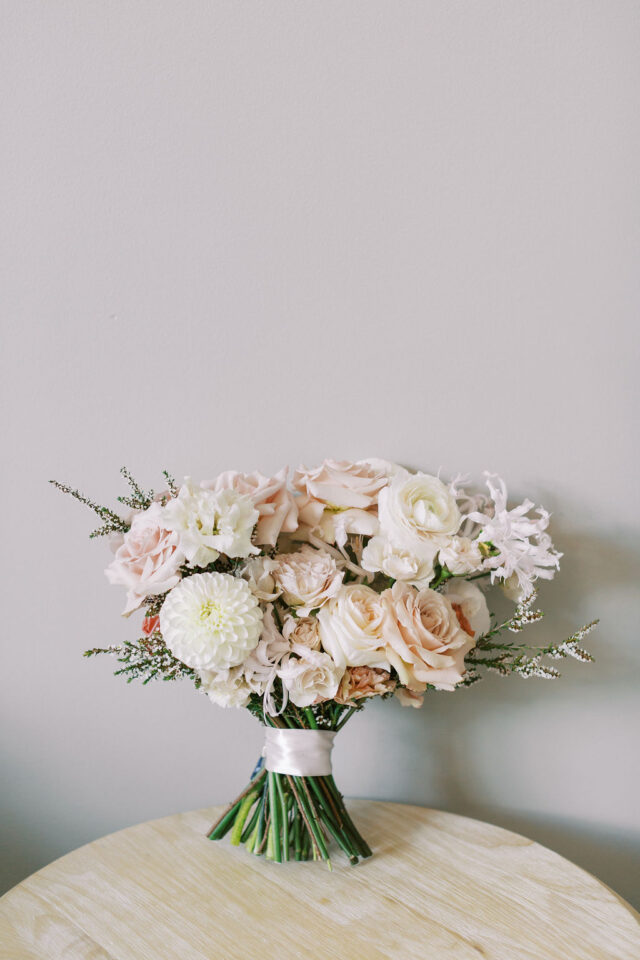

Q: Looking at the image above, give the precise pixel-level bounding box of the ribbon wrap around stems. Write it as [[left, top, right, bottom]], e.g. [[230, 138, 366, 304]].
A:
[[263, 728, 337, 776]]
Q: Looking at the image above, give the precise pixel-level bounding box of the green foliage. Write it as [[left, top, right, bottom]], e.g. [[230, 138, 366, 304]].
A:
[[50, 467, 177, 538], [49, 480, 129, 538], [84, 634, 199, 686], [464, 590, 598, 682]]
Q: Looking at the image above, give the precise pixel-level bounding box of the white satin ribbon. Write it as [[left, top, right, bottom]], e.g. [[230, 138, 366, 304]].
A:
[[263, 728, 336, 776]]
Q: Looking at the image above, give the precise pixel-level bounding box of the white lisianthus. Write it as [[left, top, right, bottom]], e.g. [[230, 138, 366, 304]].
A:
[[378, 469, 461, 551], [317, 583, 391, 670], [159, 572, 263, 671], [361, 535, 439, 588], [272, 545, 343, 616], [162, 479, 259, 567], [442, 579, 491, 638], [438, 536, 483, 576], [278, 647, 343, 707], [198, 665, 251, 708]]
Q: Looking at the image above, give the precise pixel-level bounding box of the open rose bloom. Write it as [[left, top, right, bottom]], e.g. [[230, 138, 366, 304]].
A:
[[55, 459, 595, 869]]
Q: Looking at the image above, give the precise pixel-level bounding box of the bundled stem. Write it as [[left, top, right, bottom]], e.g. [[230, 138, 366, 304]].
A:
[[207, 709, 370, 868]]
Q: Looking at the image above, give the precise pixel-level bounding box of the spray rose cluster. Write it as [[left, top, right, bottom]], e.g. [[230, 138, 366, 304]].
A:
[[101, 459, 563, 712]]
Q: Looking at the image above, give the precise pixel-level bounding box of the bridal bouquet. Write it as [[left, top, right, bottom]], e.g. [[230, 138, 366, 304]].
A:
[[53, 460, 596, 867]]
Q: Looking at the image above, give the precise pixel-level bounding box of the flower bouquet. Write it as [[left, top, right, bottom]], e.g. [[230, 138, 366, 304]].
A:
[[53, 460, 596, 868]]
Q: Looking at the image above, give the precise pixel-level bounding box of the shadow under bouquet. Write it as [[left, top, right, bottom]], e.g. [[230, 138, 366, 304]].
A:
[[53, 460, 597, 868]]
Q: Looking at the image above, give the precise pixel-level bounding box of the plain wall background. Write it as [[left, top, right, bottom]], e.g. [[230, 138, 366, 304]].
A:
[[2, 0, 639, 909]]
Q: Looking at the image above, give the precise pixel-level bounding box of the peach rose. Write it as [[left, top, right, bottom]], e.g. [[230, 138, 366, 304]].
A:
[[204, 468, 298, 546], [282, 615, 322, 651], [105, 502, 184, 615], [384, 582, 476, 692], [335, 666, 396, 704], [293, 459, 388, 548]]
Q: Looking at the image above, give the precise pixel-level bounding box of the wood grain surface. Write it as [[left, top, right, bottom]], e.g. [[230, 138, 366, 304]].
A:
[[1, 800, 638, 959]]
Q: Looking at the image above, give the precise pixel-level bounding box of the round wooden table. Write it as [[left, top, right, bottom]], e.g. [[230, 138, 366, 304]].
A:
[[1, 800, 638, 959]]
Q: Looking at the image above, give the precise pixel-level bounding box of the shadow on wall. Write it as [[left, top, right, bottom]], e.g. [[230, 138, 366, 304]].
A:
[[432, 524, 640, 910]]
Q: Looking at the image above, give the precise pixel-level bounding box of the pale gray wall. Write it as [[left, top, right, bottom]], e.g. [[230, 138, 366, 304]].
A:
[[2, 0, 639, 909]]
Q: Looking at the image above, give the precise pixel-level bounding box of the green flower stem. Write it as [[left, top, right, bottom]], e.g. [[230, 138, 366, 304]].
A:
[[268, 773, 282, 862], [295, 776, 331, 866], [230, 791, 258, 846], [240, 796, 262, 844], [275, 773, 289, 861]]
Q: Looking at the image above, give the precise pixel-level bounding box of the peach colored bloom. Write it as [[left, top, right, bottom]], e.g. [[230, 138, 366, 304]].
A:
[[335, 666, 395, 705], [282, 615, 322, 651], [205, 468, 298, 546], [384, 582, 476, 692], [142, 615, 160, 636], [293, 459, 388, 548], [105, 503, 183, 615]]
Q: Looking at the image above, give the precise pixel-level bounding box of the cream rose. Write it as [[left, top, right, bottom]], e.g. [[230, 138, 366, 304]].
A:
[[442, 579, 491, 638], [162, 479, 259, 566], [317, 583, 392, 670], [438, 536, 483, 575], [271, 545, 343, 615], [361, 535, 439, 587], [378, 469, 461, 553], [278, 648, 343, 707], [384, 583, 475, 692], [293, 459, 388, 548], [105, 502, 183, 615], [204, 468, 298, 546]]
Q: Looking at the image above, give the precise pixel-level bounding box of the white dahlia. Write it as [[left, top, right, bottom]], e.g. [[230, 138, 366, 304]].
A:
[[159, 572, 263, 671]]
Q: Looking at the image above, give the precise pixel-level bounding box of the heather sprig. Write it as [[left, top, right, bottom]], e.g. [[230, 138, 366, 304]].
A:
[[49, 480, 130, 538], [84, 634, 200, 686]]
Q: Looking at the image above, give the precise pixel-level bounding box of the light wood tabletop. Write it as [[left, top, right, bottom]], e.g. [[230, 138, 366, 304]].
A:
[[1, 800, 638, 960]]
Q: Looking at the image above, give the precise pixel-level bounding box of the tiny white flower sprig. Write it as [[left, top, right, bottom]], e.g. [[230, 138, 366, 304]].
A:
[[464, 590, 598, 683]]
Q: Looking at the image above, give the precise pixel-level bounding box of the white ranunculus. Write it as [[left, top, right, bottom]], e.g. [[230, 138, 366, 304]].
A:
[[278, 647, 343, 707], [442, 579, 491, 638], [162, 479, 259, 567], [361, 535, 439, 587], [198, 665, 251, 708], [317, 583, 392, 670], [378, 469, 461, 553], [271, 545, 343, 616], [105, 502, 184, 615], [438, 536, 483, 575], [159, 572, 263, 671]]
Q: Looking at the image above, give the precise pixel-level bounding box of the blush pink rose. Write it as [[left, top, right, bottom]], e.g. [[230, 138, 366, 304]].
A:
[[204, 468, 298, 546], [384, 582, 476, 692], [293, 459, 388, 548], [105, 502, 184, 615]]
